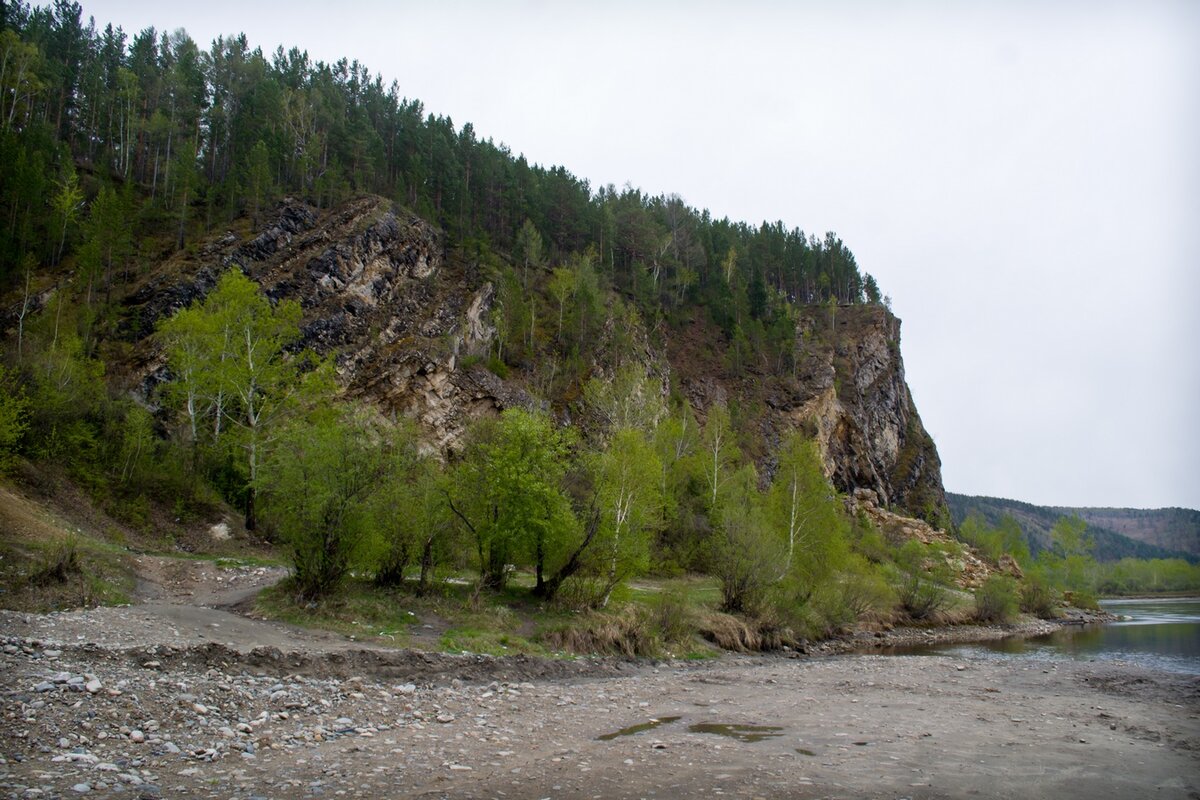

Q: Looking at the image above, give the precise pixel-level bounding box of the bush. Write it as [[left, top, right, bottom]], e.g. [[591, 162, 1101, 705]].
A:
[[974, 575, 1019, 623], [1020, 570, 1060, 618], [30, 537, 81, 586], [652, 587, 693, 645], [898, 572, 951, 621], [0, 366, 29, 474]]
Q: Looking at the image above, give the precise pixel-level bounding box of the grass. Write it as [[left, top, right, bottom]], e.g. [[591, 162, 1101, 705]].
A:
[[0, 533, 134, 612], [250, 569, 734, 659], [0, 483, 136, 611], [255, 578, 424, 645]]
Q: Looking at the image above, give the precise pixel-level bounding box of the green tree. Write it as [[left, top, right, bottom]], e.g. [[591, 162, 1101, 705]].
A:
[[259, 405, 389, 599], [699, 402, 739, 509], [767, 434, 848, 596], [50, 166, 83, 264], [712, 465, 779, 614], [547, 265, 576, 342], [582, 363, 664, 439], [78, 184, 132, 306], [158, 269, 304, 529], [446, 409, 575, 591], [590, 427, 662, 606], [0, 365, 29, 473], [370, 422, 454, 594], [244, 138, 272, 226], [173, 139, 200, 249], [514, 218, 544, 289]]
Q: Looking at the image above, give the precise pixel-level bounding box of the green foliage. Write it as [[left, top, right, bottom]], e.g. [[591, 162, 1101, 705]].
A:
[[369, 432, 452, 594], [766, 434, 849, 597], [958, 513, 1029, 565], [1019, 563, 1060, 618], [0, 365, 29, 473], [974, 575, 1019, 623], [259, 405, 390, 600], [447, 409, 576, 591], [1096, 558, 1200, 595], [1032, 515, 1099, 608], [710, 466, 777, 614], [894, 540, 953, 621], [157, 269, 307, 528], [585, 427, 664, 606]]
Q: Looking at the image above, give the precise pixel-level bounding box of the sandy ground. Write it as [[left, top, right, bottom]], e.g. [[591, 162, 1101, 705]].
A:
[[1, 559, 1197, 799]]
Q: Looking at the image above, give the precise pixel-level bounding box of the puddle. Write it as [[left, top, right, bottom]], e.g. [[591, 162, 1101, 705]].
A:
[[795, 748, 817, 756], [597, 716, 682, 741], [687, 723, 785, 743]]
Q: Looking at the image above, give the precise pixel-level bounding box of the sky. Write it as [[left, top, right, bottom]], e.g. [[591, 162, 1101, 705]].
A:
[[83, 0, 1200, 510]]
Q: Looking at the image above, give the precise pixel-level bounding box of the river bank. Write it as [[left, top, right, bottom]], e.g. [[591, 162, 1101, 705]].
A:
[[813, 607, 1116, 656], [2, 623, 1196, 799]]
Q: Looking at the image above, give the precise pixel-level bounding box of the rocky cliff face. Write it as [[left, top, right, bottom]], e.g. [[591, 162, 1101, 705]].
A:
[[787, 306, 947, 523], [671, 305, 947, 524], [125, 196, 947, 523], [125, 196, 540, 452]]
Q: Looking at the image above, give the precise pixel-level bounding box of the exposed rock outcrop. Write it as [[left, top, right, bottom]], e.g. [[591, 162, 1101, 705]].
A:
[[123, 196, 948, 519], [788, 306, 948, 523], [847, 489, 992, 588], [123, 196, 537, 451]]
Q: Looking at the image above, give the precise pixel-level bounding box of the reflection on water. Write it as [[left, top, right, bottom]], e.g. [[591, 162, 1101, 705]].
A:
[[884, 597, 1200, 675]]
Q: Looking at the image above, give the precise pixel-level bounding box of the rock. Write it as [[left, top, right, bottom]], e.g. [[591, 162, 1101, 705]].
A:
[[129, 730, 145, 743], [70, 785, 90, 794], [85, 678, 103, 694], [436, 713, 455, 724]]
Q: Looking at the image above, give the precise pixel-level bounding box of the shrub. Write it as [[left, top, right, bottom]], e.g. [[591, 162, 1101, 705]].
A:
[[836, 560, 897, 622], [1020, 570, 1060, 618], [0, 366, 29, 474], [898, 572, 951, 621], [974, 575, 1019, 623], [30, 537, 81, 586], [652, 587, 693, 645]]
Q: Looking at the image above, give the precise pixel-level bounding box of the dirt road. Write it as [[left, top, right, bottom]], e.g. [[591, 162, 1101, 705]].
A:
[[1, 558, 1197, 799]]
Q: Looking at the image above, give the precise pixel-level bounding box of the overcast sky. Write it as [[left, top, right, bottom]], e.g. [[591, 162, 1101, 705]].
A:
[[84, 0, 1200, 510]]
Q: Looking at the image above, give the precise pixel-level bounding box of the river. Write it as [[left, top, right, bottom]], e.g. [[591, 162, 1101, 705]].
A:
[[885, 596, 1200, 675]]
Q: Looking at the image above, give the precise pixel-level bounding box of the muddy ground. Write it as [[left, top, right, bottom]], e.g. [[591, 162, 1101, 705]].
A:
[[1, 559, 1197, 799]]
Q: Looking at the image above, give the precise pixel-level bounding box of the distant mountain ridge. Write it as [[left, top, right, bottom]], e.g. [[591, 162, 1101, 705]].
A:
[[946, 493, 1199, 563]]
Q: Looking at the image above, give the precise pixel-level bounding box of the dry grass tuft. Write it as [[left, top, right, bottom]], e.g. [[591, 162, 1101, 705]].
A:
[[539, 606, 658, 657], [697, 611, 794, 652]]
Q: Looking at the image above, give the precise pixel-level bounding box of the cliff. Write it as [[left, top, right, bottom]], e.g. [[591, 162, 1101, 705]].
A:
[[121, 196, 948, 524]]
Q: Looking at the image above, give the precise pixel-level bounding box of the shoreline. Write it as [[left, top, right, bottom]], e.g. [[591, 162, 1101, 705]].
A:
[[2, 612, 1195, 800], [811, 607, 1117, 656]]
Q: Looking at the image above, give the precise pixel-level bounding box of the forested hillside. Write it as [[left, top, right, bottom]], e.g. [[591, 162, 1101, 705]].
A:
[[9, 1, 1181, 644], [946, 493, 1198, 563], [1060, 507, 1200, 559], [0, 0, 878, 329]]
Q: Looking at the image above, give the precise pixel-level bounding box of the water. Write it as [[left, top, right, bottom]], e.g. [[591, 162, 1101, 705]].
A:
[[883, 596, 1200, 675], [597, 718, 784, 744]]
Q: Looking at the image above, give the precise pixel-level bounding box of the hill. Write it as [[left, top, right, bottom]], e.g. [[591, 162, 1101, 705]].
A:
[[946, 493, 1198, 562]]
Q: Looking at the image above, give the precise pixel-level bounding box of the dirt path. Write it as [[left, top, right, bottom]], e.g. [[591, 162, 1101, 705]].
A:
[[1, 557, 1197, 799]]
